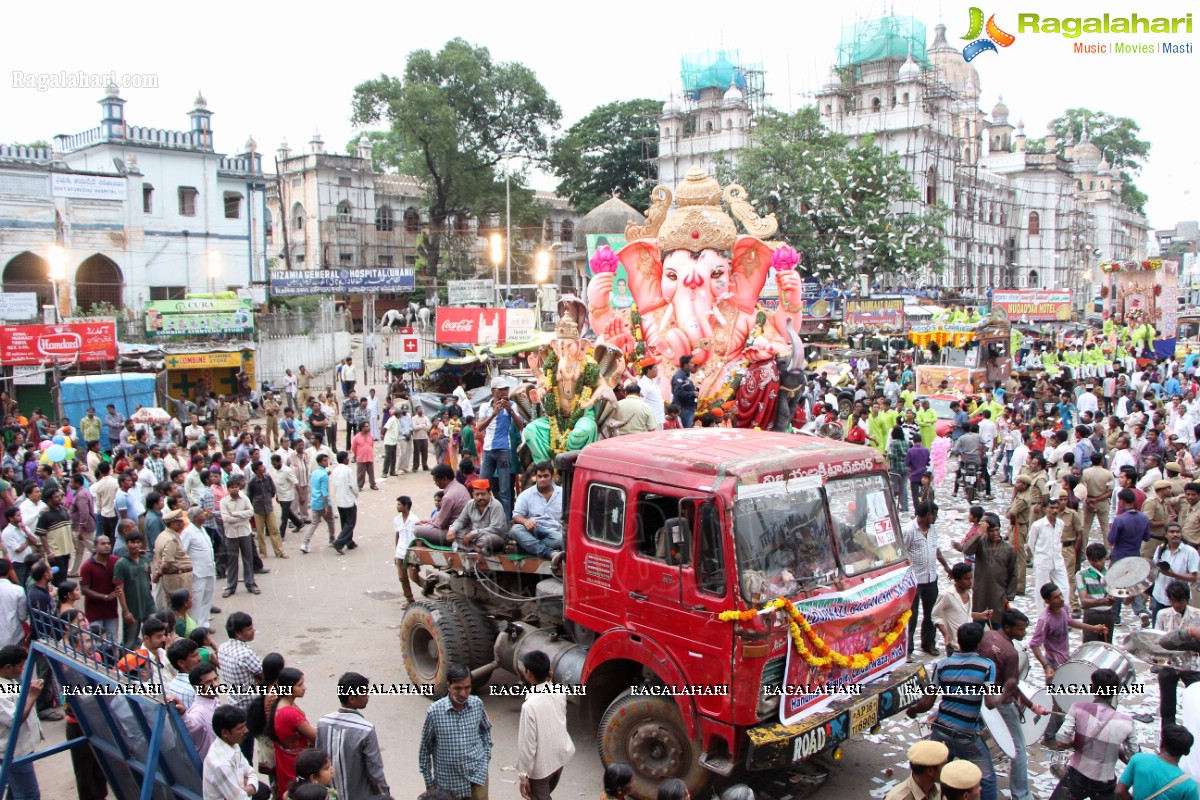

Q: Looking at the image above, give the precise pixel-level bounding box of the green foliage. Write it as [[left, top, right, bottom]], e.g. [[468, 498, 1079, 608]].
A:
[[10, 140, 50, 150], [350, 39, 562, 279], [1049, 108, 1151, 214], [344, 130, 407, 173], [718, 106, 949, 283], [549, 99, 660, 214]]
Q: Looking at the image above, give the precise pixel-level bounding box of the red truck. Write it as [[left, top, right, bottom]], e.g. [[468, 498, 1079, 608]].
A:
[[401, 429, 927, 797]]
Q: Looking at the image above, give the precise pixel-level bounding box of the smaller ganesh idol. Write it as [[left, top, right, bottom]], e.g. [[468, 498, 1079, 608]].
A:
[[586, 167, 805, 415]]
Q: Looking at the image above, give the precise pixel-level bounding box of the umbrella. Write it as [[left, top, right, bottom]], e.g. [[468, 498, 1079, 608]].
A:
[[131, 407, 172, 424]]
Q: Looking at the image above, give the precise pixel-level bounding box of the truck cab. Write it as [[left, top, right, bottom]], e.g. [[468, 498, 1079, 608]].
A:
[[402, 429, 927, 798]]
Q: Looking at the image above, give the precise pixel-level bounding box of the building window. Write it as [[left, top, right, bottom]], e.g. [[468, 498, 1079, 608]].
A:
[[223, 192, 242, 219], [178, 186, 198, 217], [290, 177, 302, 189], [375, 205, 394, 232], [560, 220, 574, 244], [149, 286, 186, 301], [295, 254, 305, 264], [404, 207, 420, 234], [872, 97, 882, 112], [337, 200, 352, 222], [1028, 211, 1040, 235], [925, 167, 938, 205], [265, 211, 274, 239], [292, 202, 305, 231], [902, 92, 909, 106], [142, 184, 153, 213], [824, 104, 832, 115], [340, 252, 353, 265], [377, 254, 394, 267], [338, 177, 352, 188], [705, 120, 713, 132], [1028, 270, 1039, 287]]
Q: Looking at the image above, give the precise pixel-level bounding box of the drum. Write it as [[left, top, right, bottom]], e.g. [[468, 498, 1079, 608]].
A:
[[1018, 681, 1052, 743], [1016, 641, 1030, 682], [980, 702, 1016, 760], [1050, 641, 1136, 711], [1126, 629, 1200, 670], [1106, 557, 1154, 598]]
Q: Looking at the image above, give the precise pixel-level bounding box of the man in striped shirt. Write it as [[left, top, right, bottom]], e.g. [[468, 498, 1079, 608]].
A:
[[317, 672, 391, 800], [1050, 667, 1136, 799], [906, 622, 1008, 800]]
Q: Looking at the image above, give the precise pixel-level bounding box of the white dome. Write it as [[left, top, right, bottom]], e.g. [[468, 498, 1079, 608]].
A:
[[1073, 134, 1102, 166], [244, 135, 257, 151], [662, 94, 681, 117], [193, 91, 208, 109], [898, 53, 921, 82], [823, 66, 842, 91], [721, 82, 745, 107]]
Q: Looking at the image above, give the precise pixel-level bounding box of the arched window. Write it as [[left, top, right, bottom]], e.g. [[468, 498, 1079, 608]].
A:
[[375, 205, 394, 232], [902, 92, 909, 106], [824, 104, 832, 115], [705, 120, 714, 132], [404, 207, 420, 234], [872, 97, 882, 112], [925, 166, 938, 205], [560, 220, 574, 243], [1028, 211, 1040, 235], [725, 117, 732, 129], [1090, 181, 1096, 190], [292, 202, 305, 232], [337, 200, 352, 223], [1028, 270, 1039, 287]]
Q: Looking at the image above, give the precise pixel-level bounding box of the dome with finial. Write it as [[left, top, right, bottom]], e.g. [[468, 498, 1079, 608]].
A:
[[662, 94, 681, 117], [1072, 128, 1102, 167], [193, 91, 208, 109], [104, 83, 120, 99], [721, 82, 745, 108], [244, 135, 256, 152], [823, 66, 843, 91], [1097, 154, 1111, 173], [576, 195, 646, 249], [991, 96, 1010, 124], [898, 51, 921, 82], [927, 23, 980, 98]]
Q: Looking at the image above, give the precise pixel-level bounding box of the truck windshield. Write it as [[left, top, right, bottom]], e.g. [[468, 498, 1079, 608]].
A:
[[825, 474, 905, 576], [733, 485, 837, 603]]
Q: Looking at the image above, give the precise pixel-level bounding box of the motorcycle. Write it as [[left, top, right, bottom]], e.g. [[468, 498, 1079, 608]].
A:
[[959, 459, 981, 504]]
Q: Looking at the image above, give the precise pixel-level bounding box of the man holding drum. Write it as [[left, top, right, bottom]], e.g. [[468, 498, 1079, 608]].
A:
[[1108, 488, 1151, 625], [1154, 580, 1200, 731], [1049, 667, 1138, 800]]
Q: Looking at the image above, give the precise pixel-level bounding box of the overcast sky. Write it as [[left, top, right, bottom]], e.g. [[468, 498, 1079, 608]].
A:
[[5, 0, 1196, 231]]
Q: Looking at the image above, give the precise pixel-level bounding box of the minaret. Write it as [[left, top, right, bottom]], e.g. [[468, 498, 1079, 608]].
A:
[[188, 91, 214, 151], [99, 83, 126, 141]]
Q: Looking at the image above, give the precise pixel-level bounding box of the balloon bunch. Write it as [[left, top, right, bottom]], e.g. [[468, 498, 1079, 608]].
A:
[[39, 432, 76, 464]]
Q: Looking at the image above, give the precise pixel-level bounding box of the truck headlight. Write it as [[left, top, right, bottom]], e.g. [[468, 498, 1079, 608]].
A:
[[757, 658, 785, 718]]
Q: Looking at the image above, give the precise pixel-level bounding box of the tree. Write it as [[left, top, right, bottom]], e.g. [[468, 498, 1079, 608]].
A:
[[549, 99, 660, 214], [1049, 108, 1150, 213], [350, 39, 561, 280], [718, 107, 948, 284]]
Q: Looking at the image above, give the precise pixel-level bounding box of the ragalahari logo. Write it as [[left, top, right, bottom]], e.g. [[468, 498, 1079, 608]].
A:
[[961, 7, 1016, 61]]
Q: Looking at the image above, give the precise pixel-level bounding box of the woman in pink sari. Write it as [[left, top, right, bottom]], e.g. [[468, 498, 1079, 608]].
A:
[[930, 433, 952, 486]]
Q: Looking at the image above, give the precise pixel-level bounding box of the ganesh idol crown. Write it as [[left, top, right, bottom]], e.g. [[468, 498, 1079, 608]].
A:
[[586, 166, 806, 413]]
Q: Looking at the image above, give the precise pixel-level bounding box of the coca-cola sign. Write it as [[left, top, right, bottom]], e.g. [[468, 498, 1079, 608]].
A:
[[435, 308, 508, 345]]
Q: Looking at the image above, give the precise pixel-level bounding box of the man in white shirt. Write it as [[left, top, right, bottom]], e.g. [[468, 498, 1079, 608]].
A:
[[330, 451, 360, 554], [516, 650, 575, 800], [268, 454, 303, 536], [978, 410, 998, 469], [282, 369, 298, 411], [180, 507, 217, 628], [0, 560, 29, 647], [637, 358, 666, 430], [1027, 497, 1069, 613], [1139, 454, 1165, 493], [1009, 433, 1031, 485], [1077, 386, 1099, 418], [202, 705, 268, 800], [394, 496, 416, 603], [0, 645, 44, 799], [1110, 435, 1137, 474], [452, 381, 473, 420]]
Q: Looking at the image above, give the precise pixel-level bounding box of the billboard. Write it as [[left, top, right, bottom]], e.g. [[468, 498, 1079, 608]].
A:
[[844, 298, 904, 328], [0, 321, 117, 365], [990, 290, 1072, 322], [145, 298, 254, 336], [52, 173, 126, 201], [268, 268, 415, 296], [0, 293, 39, 321], [447, 280, 495, 306], [585, 234, 637, 310], [434, 308, 538, 345]]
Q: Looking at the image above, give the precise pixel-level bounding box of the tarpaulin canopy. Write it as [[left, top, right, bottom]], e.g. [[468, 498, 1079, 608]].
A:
[[421, 354, 488, 372], [483, 331, 554, 357]]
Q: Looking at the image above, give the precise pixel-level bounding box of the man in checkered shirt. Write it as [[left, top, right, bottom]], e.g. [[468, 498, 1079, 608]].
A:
[[216, 611, 262, 760], [1050, 666, 1137, 798], [419, 663, 492, 800]]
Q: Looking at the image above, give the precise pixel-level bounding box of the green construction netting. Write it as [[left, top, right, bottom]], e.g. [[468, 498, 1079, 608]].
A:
[[837, 16, 932, 67], [680, 49, 761, 93]]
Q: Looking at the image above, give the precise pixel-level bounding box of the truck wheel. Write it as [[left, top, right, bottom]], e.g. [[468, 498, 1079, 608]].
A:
[[440, 595, 497, 689], [598, 689, 710, 800], [400, 599, 470, 698], [838, 396, 853, 417]]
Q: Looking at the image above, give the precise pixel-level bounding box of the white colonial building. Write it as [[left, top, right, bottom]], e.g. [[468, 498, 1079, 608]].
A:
[[0, 86, 266, 315]]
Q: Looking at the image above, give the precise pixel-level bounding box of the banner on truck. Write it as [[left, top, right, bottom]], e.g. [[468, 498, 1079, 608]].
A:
[[990, 290, 1072, 322]]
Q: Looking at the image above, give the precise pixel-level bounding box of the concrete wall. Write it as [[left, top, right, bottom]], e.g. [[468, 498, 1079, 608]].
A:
[[256, 331, 352, 388]]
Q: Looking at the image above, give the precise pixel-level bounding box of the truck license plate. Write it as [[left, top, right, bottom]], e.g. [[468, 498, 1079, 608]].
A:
[[850, 696, 879, 735]]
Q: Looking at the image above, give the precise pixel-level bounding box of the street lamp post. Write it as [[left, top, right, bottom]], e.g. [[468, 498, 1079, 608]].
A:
[[489, 233, 504, 307], [207, 249, 222, 298], [47, 244, 66, 323]]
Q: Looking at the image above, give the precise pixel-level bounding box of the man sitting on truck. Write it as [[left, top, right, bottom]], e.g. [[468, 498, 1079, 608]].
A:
[[413, 465, 471, 546], [510, 462, 563, 560], [448, 479, 509, 554]]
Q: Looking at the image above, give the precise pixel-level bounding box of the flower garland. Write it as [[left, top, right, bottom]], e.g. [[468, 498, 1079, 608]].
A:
[[719, 599, 912, 670], [541, 351, 600, 454]]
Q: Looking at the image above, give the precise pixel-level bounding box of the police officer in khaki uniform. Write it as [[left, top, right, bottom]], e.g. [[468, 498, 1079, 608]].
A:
[[885, 740, 948, 800]]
